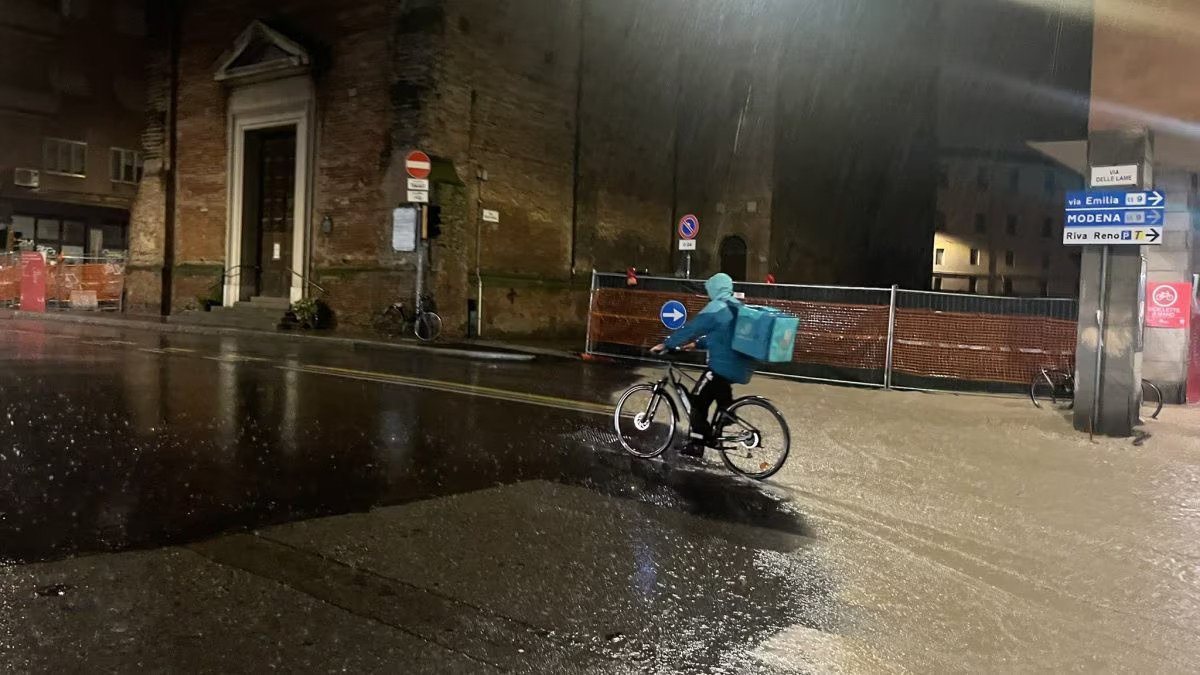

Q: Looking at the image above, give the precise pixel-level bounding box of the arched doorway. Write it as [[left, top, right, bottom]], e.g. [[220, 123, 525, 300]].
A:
[[720, 236, 748, 281]]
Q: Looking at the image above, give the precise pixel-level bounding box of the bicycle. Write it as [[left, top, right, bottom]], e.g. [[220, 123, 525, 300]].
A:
[[374, 293, 442, 342], [1030, 365, 1162, 420], [613, 351, 791, 480]]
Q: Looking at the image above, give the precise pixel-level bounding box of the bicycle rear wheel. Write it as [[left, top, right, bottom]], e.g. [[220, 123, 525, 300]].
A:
[[1030, 369, 1074, 410], [1141, 380, 1163, 420], [613, 384, 676, 458], [414, 311, 443, 342], [373, 308, 406, 337], [716, 398, 790, 480]]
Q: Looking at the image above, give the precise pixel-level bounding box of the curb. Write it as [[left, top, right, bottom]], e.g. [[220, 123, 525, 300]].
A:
[[2, 310, 543, 363]]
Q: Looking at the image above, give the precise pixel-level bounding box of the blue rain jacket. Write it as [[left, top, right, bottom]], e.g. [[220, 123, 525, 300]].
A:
[[664, 274, 754, 385]]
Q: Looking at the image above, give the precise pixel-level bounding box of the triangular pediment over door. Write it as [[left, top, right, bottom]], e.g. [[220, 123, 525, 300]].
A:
[[214, 20, 311, 83]]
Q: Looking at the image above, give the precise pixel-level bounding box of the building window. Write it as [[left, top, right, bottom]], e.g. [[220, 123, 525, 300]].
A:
[[1042, 253, 1051, 270], [43, 138, 87, 177], [1008, 168, 1020, 192], [1042, 217, 1053, 238], [110, 148, 143, 185], [932, 276, 943, 291], [1043, 170, 1056, 196], [934, 248, 945, 266], [1006, 214, 1018, 236], [968, 277, 979, 294], [974, 213, 986, 233], [970, 248, 981, 266], [934, 211, 946, 232], [938, 164, 949, 189], [1005, 250, 1015, 267], [977, 167, 989, 190], [1003, 278, 1013, 295]]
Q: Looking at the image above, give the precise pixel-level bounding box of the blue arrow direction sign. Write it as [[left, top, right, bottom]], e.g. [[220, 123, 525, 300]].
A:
[[1065, 190, 1165, 209], [1065, 209, 1163, 227], [660, 300, 688, 330]]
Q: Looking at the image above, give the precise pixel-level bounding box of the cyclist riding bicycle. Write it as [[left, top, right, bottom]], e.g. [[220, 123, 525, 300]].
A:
[[651, 272, 753, 457]]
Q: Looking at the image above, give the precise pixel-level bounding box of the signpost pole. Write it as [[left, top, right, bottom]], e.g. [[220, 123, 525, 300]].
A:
[[1090, 245, 1109, 435], [1072, 128, 1153, 437], [415, 204, 426, 310], [677, 214, 699, 280]]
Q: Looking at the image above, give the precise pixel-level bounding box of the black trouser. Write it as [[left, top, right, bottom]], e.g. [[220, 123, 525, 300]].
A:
[[690, 370, 733, 443]]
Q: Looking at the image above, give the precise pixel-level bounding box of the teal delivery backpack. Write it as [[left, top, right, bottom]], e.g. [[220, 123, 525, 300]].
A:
[[731, 305, 799, 363]]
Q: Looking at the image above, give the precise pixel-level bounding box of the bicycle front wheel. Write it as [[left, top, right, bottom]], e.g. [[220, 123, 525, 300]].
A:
[[716, 398, 790, 480], [1141, 380, 1163, 420], [414, 312, 443, 342], [613, 384, 676, 459]]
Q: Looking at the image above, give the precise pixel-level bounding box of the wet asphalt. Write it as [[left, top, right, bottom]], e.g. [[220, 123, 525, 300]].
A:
[[0, 320, 830, 672]]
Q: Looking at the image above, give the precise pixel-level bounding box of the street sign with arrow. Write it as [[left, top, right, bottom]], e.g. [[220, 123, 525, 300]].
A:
[[660, 300, 688, 330], [1063, 189, 1166, 246]]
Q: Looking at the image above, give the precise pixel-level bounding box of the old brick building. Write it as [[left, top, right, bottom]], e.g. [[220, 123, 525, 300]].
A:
[[0, 0, 146, 261], [129, 0, 940, 336]]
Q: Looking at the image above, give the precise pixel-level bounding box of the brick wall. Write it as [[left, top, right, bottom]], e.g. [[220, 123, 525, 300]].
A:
[[428, 0, 786, 336], [129, 0, 400, 318]]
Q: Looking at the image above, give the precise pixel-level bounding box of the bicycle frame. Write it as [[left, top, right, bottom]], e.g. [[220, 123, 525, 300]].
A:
[[645, 359, 764, 447]]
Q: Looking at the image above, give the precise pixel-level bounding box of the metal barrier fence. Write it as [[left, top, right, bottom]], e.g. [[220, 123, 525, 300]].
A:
[[586, 272, 1079, 395], [0, 252, 126, 312]]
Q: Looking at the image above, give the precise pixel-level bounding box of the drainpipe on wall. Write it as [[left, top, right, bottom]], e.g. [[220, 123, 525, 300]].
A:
[[475, 167, 487, 338], [160, 0, 182, 316], [569, 0, 585, 280]]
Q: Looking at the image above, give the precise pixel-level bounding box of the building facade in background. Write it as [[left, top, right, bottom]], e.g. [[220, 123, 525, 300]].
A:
[[126, 0, 943, 336], [0, 0, 145, 261], [933, 0, 1092, 298], [933, 149, 1083, 296]]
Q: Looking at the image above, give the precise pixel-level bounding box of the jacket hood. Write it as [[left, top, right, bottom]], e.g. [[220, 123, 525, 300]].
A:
[[705, 273, 735, 302]]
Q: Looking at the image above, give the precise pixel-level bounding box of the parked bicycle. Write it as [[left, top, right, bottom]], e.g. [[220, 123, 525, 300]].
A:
[[1030, 365, 1162, 420], [613, 352, 791, 480], [374, 293, 442, 342]]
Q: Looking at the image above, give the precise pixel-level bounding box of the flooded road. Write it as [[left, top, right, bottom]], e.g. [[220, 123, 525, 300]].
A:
[[0, 321, 830, 673], [0, 320, 1198, 672]]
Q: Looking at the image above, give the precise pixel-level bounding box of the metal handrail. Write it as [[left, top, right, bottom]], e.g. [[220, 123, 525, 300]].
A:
[[285, 267, 327, 296]]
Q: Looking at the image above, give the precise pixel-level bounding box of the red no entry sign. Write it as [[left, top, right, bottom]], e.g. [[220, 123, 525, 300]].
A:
[[406, 150, 432, 179]]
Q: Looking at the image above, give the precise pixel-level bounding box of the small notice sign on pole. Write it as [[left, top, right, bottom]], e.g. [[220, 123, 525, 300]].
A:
[[391, 206, 418, 252]]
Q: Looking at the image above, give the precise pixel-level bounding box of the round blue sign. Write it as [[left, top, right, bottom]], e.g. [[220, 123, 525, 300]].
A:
[[660, 300, 688, 330], [678, 215, 700, 240]]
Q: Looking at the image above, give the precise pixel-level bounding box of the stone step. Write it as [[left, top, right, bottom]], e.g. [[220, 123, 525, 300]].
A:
[[171, 304, 287, 331], [246, 296, 291, 310]]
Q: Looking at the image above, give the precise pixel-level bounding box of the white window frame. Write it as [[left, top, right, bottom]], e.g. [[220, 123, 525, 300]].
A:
[[43, 138, 88, 178], [110, 147, 143, 185]]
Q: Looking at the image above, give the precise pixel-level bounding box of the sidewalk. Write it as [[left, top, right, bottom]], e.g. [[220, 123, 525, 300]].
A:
[[0, 309, 583, 363]]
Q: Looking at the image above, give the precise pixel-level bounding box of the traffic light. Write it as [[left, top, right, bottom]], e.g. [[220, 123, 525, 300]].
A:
[[427, 205, 442, 239]]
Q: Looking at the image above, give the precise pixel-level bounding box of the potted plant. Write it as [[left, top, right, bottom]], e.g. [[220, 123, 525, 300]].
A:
[[288, 297, 333, 330]]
